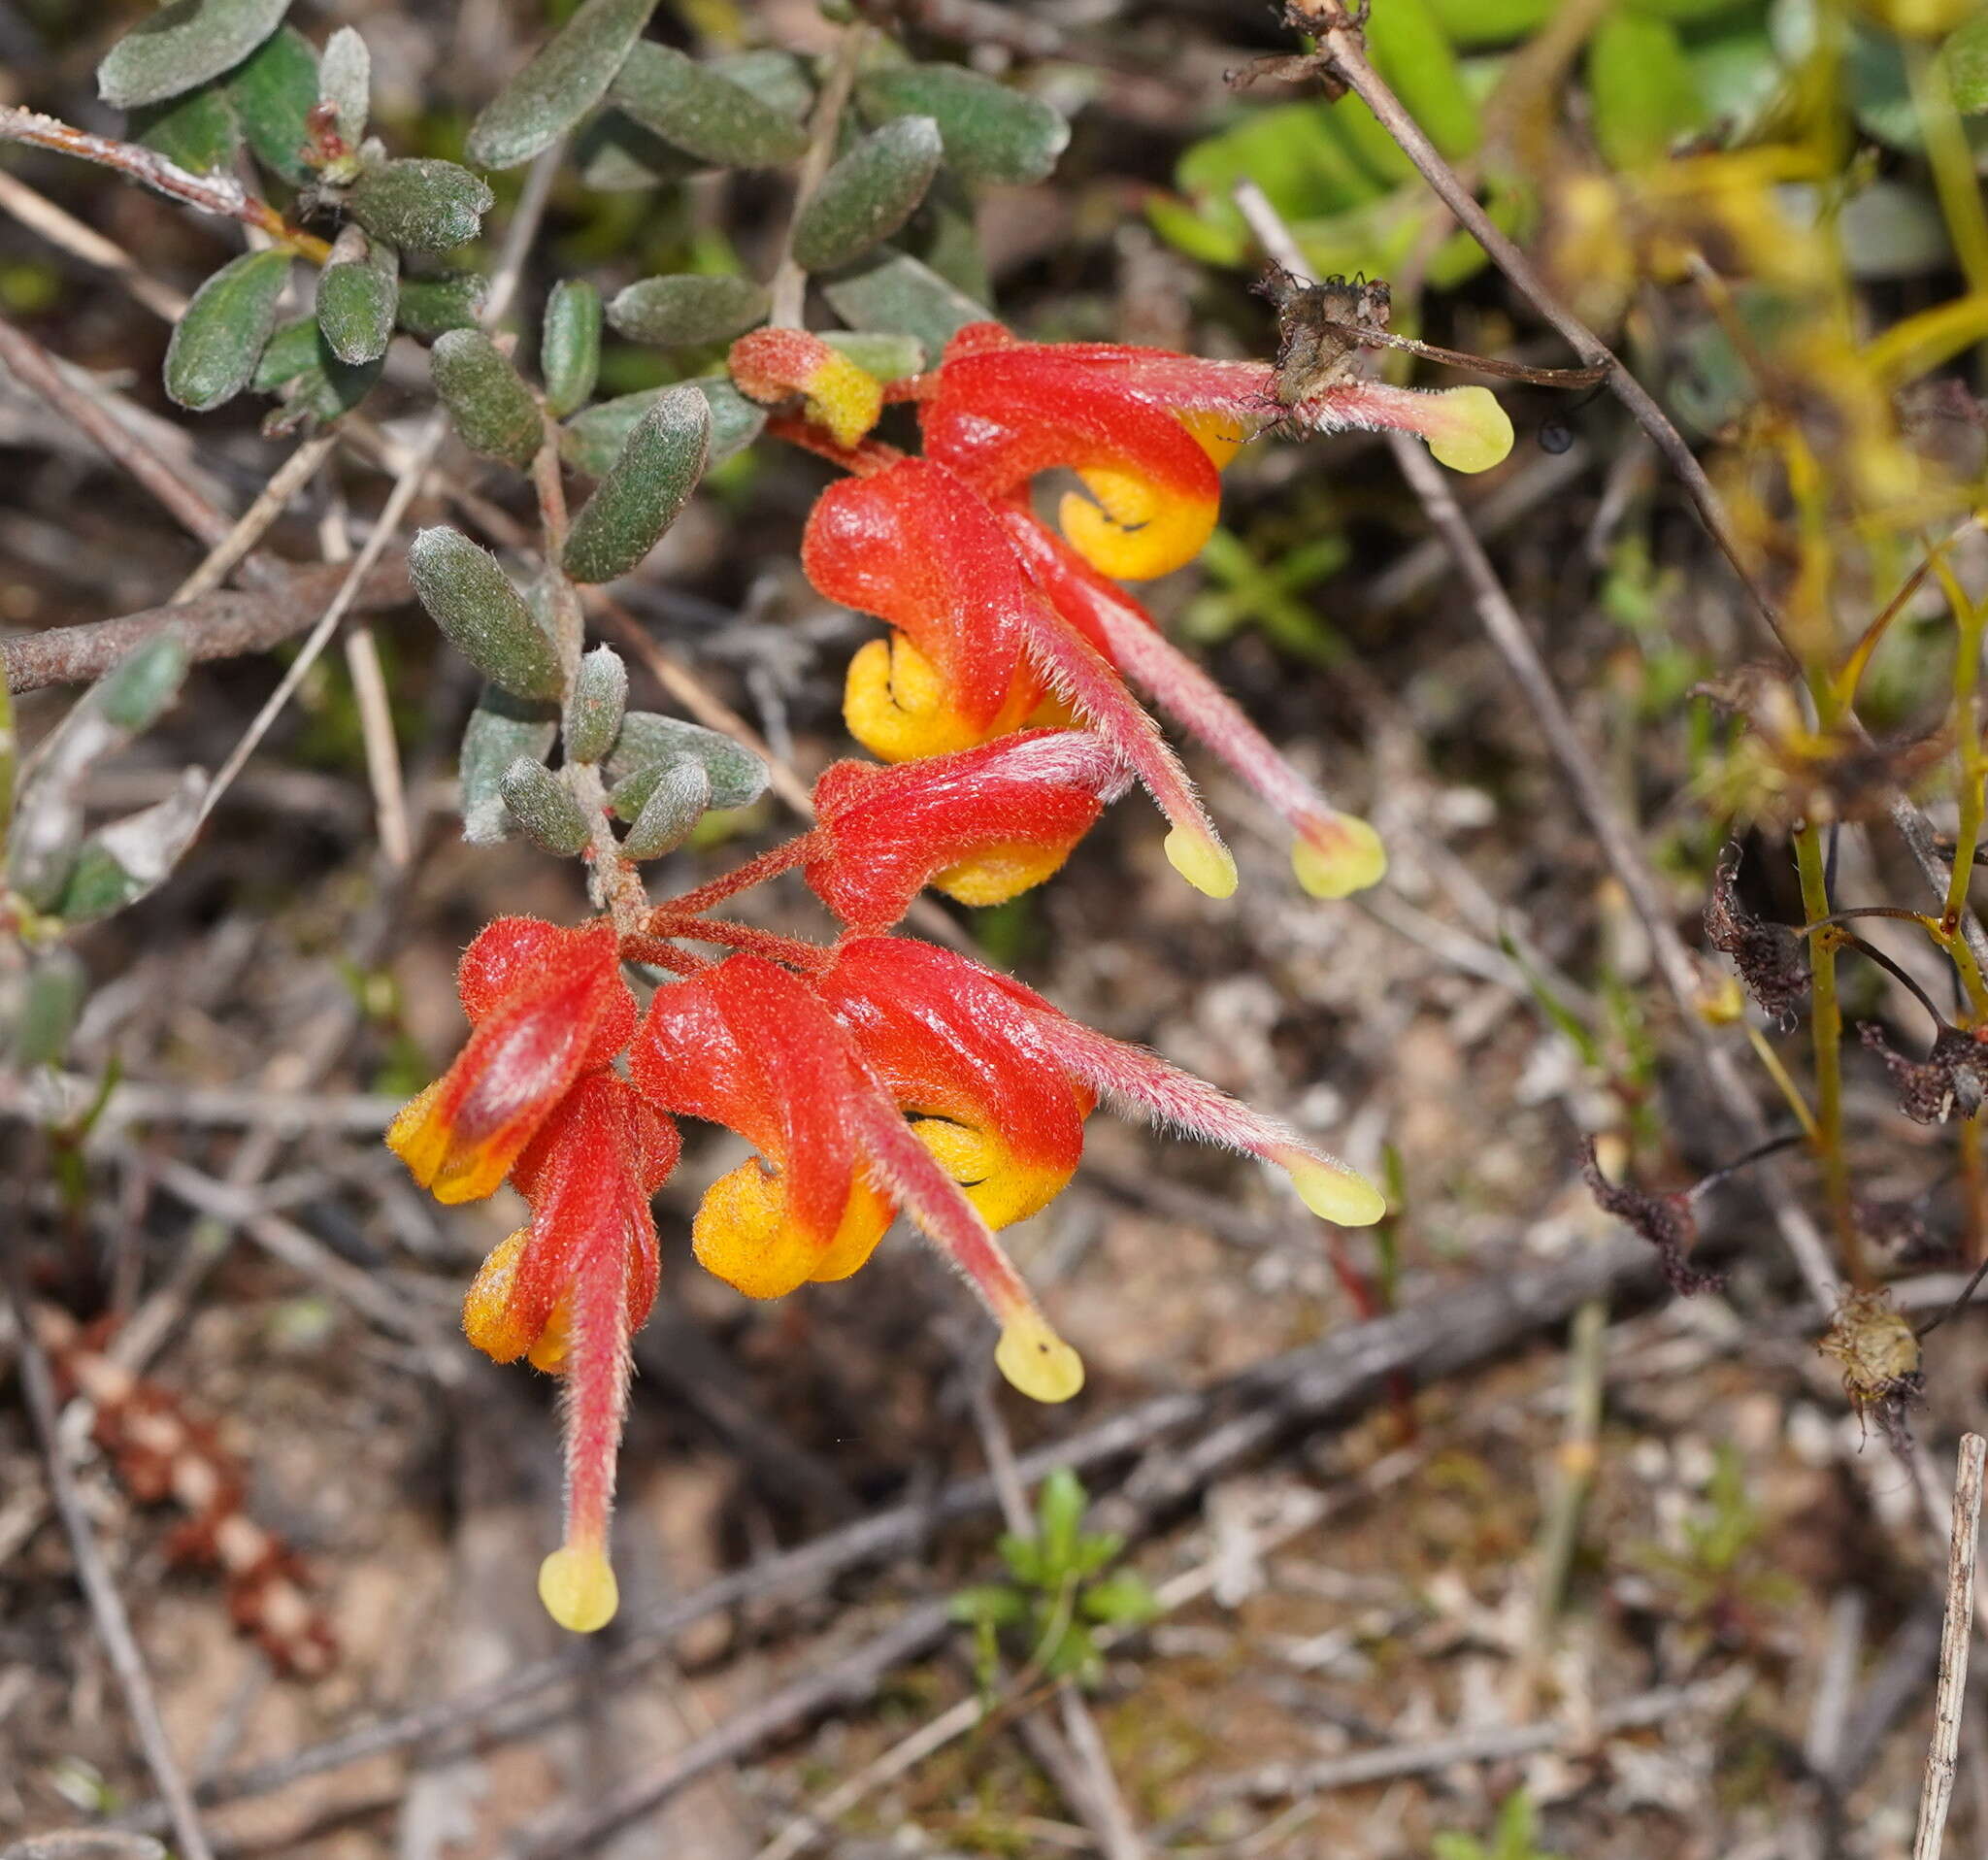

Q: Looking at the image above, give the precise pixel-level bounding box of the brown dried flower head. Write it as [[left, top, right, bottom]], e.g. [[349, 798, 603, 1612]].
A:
[[1704, 844, 1808, 1026], [1579, 1138, 1725, 1295], [1858, 1020, 1988, 1125]]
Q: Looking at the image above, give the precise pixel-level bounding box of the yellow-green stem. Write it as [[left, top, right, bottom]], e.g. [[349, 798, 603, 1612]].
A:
[[1796, 823, 1865, 1287]]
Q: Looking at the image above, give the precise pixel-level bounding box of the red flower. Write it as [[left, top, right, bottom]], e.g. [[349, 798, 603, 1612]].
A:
[[806, 729, 1127, 927], [386, 917, 635, 1204]]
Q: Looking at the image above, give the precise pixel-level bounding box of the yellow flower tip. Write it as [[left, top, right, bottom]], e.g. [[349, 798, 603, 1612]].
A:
[[1291, 814, 1387, 900], [1057, 475, 1215, 581], [995, 1312, 1085, 1404], [462, 1229, 532, 1364], [538, 1544, 618, 1634], [1284, 1155, 1387, 1228], [1425, 386, 1513, 475], [933, 841, 1073, 909], [384, 1079, 448, 1188], [1163, 825, 1238, 899], [1177, 408, 1250, 471], [805, 352, 885, 450]]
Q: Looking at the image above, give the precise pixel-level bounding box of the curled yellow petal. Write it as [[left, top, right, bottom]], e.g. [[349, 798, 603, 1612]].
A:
[[932, 841, 1074, 909], [913, 1115, 1075, 1231], [995, 1309, 1085, 1404], [1058, 470, 1216, 581], [539, 1544, 618, 1633]]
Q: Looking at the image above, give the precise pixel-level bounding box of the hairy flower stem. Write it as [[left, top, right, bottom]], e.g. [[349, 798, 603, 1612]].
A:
[[647, 835, 815, 919], [1797, 823, 1864, 1286]]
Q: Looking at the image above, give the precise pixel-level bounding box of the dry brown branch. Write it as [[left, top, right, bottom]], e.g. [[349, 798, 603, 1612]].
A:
[[0, 167, 189, 321], [3, 1253, 216, 1860], [1913, 1433, 1987, 1860], [173, 432, 342, 603], [2, 555, 414, 695]]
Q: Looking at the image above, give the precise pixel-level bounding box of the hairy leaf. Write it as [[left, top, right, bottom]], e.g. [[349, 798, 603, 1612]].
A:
[[821, 251, 989, 360], [164, 248, 290, 411], [467, 0, 659, 170], [226, 23, 317, 183], [609, 41, 811, 168], [460, 685, 559, 845], [346, 158, 493, 251], [499, 758, 592, 855], [564, 646, 628, 764], [131, 82, 242, 173], [560, 377, 763, 477], [430, 329, 544, 469], [607, 273, 768, 346], [541, 277, 603, 418], [408, 527, 564, 698], [395, 269, 488, 337], [619, 756, 710, 858], [857, 64, 1067, 185], [316, 234, 398, 365], [255, 316, 381, 425], [318, 25, 370, 145], [820, 329, 925, 382], [610, 711, 767, 811], [562, 383, 710, 583], [792, 116, 944, 273], [98, 0, 290, 110]]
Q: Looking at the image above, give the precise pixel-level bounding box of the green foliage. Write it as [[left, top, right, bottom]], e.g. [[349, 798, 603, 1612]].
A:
[[1588, 11, 1706, 170], [856, 63, 1069, 185], [14, 949, 86, 1068], [609, 712, 768, 812], [395, 270, 488, 338], [131, 83, 242, 173], [407, 527, 565, 699], [561, 379, 765, 477], [563, 645, 628, 764], [97, 0, 291, 110], [255, 316, 382, 430], [163, 248, 290, 411], [315, 235, 399, 366], [1432, 1791, 1565, 1860], [541, 278, 603, 418], [1939, 9, 1988, 113], [458, 686, 559, 845], [609, 41, 812, 168], [561, 383, 711, 583], [950, 1469, 1159, 1689], [499, 756, 593, 855], [821, 251, 990, 360], [818, 329, 925, 381], [792, 116, 944, 273], [607, 273, 769, 346], [619, 758, 712, 858], [317, 26, 370, 147], [224, 24, 318, 183], [429, 329, 545, 469], [466, 0, 658, 170], [346, 158, 493, 252]]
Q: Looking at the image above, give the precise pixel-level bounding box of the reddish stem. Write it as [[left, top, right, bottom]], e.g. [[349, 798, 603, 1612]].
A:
[[646, 918, 834, 973], [648, 833, 818, 919], [764, 413, 904, 478]]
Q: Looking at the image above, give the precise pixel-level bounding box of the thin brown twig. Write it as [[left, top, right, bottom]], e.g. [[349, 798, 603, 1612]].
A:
[[173, 431, 341, 602], [3, 1248, 216, 1860], [0, 166, 188, 320], [0, 106, 331, 262], [1913, 1433, 1987, 1860]]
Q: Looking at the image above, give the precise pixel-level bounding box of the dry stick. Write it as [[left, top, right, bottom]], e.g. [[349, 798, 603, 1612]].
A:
[[322, 489, 414, 868], [112, 1232, 1658, 1836], [173, 430, 342, 602], [2, 554, 413, 694], [0, 313, 248, 566], [0, 166, 188, 320], [1913, 1433, 1987, 1860], [1233, 182, 1840, 1312], [3, 1252, 216, 1860]]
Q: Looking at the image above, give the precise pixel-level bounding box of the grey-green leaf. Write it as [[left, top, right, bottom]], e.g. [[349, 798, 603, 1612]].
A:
[[857, 65, 1068, 185], [255, 316, 381, 426], [575, 111, 700, 190], [609, 711, 767, 811], [467, 0, 659, 170], [14, 948, 86, 1067], [561, 384, 710, 583], [396, 270, 488, 337], [346, 158, 493, 251], [460, 685, 559, 844], [97, 632, 190, 731], [316, 235, 398, 365], [793, 116, 944, 273], [55, 770, 207, 923], [820, 329, 925, 382], [706, 49, 813, 121], [226, 24, 317, 183], [430, 329, 544, 469], [619, 756, 710, 858], [408, 527, 564, 698], [560, 377, 763, 477], [607, 274, 768, 347], [821, 251, 990, 361], [131, 82, 242, 174], [564, 645, 628, 764], [319, 25, 370, 146], [164, 248, 291, 411], [609, 41, 811, 169], [499, 758, 592, 855], [98, 0, 290, 109], [541, 278, 603, 418]]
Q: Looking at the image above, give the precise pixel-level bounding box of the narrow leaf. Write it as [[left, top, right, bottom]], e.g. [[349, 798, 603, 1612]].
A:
[[396, 269, 488, 337], [610, 41, 812, 168], [560, 377, 764, 477], [857, 65, 1068, 185], [164, 248, 290, 411], [561, 384, 709, 583], [225, 23, 318, 183], [56, 770, 207, 922], [819, 329, 925, 382], [98, 0, 291, 110], [255, 316, 381, 426], [467, 0, 659, 170], [14, 948, 86, 1067], [346, 158, 493, 251], [541, 278, 603, 418], [131, 82, 242, 174], [315, 232, 398, 365], [430, 328, 545, 469], [821, 251, 990, 360], [619, 756, 710, 858], [575, 111, 699, 190], [460, 685, 559, 844], [564, 645, 627, 764], [408, 527, 565, 698], [607, 274, 768, 346], [499, 757, 592, 855], [609, 711, 767, 810], [1588, 11, 1705, 169], [792, 116, 944, 273], [318, 25, 371, 145]]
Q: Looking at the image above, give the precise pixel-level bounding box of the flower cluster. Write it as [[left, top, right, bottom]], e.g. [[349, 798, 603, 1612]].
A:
[[734, 318, 1512, 904], [388, 319, 1495, 1633]]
